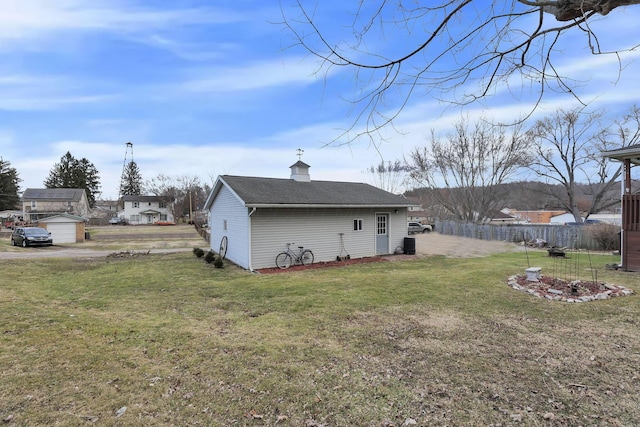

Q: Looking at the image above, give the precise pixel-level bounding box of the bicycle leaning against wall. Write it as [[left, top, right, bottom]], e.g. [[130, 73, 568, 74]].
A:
[[275, 243, 314, 269]]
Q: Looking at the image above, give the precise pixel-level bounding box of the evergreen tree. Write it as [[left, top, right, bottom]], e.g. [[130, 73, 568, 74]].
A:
[[120, 161, 143, 196], [44, 151, 101, 207], [0, 158, 21, 210]]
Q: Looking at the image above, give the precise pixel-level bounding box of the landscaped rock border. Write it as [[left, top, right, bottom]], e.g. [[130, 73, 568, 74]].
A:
[[507, 275, 634, 302]]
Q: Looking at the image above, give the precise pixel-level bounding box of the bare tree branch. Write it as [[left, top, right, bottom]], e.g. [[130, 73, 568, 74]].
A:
[[407, 116, 533, 223], [281, 1, 639, 142], [527, 105, 640, 221]]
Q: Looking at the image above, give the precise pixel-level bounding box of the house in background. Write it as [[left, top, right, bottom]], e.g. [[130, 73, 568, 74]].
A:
[[204, 161, 414, 271], [119, 195, 174, 225], [404, 196, 429, 223], [488, 210, 518, 224], [511, 209, 567, 224], [90, 199, 120, 225], [21, 188, 91, 222]]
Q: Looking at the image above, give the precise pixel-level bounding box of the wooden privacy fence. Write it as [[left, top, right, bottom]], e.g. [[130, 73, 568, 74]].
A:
[[194, 223, 210, 243], [435, 221, 609, 250]]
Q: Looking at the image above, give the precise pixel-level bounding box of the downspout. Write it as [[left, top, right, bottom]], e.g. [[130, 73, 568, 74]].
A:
[[248, 207, 256, 271]]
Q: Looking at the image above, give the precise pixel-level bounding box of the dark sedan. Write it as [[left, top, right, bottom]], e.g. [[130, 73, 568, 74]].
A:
[[10, 227, 53, 247]]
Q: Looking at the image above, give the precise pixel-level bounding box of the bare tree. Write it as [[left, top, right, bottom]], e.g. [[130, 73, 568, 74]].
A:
[[363, 160, 411, 194], [282, 1, 640, 140], [528, 105, 640, 222], [145, 174, 206, 222], [408, 117, 533, 223]]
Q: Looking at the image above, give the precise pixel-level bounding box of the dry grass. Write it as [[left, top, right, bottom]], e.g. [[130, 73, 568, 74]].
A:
[[1, 249, 639, 426]]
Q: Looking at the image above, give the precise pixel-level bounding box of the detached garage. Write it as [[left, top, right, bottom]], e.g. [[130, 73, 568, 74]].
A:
[[204, 161, 414, 271], [36, 213, 87, 244]]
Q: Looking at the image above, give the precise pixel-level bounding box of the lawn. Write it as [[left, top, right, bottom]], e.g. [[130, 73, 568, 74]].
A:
[[1, 250, 639, 426]]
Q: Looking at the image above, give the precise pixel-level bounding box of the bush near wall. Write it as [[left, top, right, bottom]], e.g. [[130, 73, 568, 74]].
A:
[[583, 222, 621, 251]]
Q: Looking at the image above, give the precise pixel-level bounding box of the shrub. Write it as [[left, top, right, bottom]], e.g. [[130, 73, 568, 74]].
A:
[[204, 250, 216, 264], [583, 222, 620, 251], [213, 255, 224, 268], [193, 247, 205, 258]]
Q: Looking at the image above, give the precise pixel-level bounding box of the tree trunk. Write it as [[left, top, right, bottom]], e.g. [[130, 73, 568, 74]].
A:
[[540, 0, 640, 21]]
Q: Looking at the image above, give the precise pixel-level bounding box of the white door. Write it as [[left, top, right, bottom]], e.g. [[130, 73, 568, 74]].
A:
[[375, 214, 389, 255], [46, 223, 76, 243]]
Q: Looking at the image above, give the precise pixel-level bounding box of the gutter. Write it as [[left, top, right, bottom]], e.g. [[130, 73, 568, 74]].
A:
[[245, 204, 413, 209]]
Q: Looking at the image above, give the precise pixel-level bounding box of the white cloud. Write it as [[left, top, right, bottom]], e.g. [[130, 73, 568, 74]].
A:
[[182, 56, 330, 93], [0, 71, 119, 111], [0, 0, 249, 54], [0, 94, 117, 112], [0, 1, 243, 36]]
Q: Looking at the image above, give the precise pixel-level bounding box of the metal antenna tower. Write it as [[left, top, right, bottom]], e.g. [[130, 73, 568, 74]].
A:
[[118, 142, 134, 201]]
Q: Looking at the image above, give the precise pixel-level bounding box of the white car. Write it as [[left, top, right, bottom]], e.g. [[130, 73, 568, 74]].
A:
[[407, 222, 432, 234]]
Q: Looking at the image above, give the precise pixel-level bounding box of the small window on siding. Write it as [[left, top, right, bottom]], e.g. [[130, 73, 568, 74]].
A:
[[132, 202, 139, 208], [353, 219, 363, 231], [223, 219, 227, 231], [31, 201, 37, 208]]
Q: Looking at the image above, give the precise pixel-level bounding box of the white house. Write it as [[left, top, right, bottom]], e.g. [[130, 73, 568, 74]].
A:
[[119, 195, 174, 225], [204, 161, 414, 271]]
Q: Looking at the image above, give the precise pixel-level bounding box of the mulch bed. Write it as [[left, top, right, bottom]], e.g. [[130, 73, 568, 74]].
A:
[[256, 256, 388, 274]]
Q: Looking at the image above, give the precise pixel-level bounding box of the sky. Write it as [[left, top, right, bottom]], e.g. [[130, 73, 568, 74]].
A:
[[1, 1, 640, 200]]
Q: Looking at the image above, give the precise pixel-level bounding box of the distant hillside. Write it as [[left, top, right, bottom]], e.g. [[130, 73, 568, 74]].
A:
[[404, 180, 631, 219]]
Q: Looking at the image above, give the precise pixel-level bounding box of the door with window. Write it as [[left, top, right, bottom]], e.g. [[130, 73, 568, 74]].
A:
[[147, 214, 153, 224], [375, 214, 389, 255]]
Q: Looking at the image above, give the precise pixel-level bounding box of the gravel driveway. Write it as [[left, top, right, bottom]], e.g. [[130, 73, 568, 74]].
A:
[[0, 232, 525, 260], [0, 246, 193, 260], [413, 232, 526, 258]]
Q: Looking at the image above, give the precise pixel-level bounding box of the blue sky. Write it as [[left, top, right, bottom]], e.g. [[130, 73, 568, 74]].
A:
[[1, 1, 640, 199]]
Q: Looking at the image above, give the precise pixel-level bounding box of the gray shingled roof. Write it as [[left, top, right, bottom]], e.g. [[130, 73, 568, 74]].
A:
[[122, 195, 165, 202], [22, 188, 86, 201], [220, 175, 412, 207]]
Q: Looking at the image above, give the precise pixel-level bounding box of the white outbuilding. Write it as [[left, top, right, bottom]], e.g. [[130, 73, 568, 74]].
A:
[[36, 213, 87, 243], [204, 161, 414, 271]]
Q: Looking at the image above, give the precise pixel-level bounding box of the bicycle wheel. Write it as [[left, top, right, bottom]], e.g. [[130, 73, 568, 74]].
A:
[[219, 236, 228, 260], [275, 252, 292, 269], [300, 250, 314, 265]]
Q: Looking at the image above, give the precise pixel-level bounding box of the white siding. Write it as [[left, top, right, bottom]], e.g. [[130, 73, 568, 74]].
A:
[[386, 209, 410, 253], [121, 200, 174, 225], [45, 223, 76, 243], [249, 208, 408, 269], [208, 186, 250, 269]]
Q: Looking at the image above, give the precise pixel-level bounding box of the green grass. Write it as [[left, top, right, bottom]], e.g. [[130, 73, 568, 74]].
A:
[[1, 251, 639, 425]]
